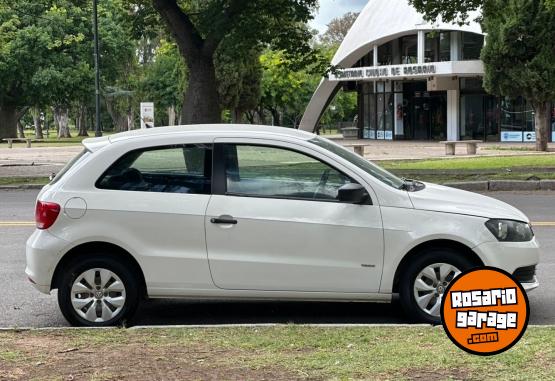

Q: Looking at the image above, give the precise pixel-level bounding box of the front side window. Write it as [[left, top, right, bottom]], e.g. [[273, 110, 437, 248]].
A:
[[223, 144, 356, 202], [310, 136, 405, 189], [97, 144, 211, 194]]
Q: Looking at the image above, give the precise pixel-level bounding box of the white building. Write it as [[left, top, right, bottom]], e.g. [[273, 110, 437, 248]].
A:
[[300, 0, 554, 142]]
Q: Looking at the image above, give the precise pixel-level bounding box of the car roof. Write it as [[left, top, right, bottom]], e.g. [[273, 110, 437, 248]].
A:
[[82, 124, 316, 152]]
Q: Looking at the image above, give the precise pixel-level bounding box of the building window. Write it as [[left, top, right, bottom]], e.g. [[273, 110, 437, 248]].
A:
[[361, 81, 398, 140], [499, 97, 535, 142], [378, 42, 393, 65], [425, 32, 451, 62], [461, 33, 484, 60], [400, 35, 418, 64]]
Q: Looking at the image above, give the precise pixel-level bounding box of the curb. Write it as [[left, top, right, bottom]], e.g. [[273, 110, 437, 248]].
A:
[[445, 180, 555, 192], [0, 324, 554, 331], [0, 184, 45, 190]]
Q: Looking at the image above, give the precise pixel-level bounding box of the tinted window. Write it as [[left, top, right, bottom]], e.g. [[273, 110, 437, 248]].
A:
[[223, 144, 356, 201], [97, 144, 211, 194]]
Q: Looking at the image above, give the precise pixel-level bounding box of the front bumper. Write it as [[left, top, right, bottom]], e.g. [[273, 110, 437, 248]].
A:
[[473, 238, 540, 292], [25, 229, 68, 294]]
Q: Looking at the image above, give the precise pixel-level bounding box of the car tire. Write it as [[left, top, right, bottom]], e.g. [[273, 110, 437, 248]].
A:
[[399, 247, 476, 325], [58, 255, 140, 327]]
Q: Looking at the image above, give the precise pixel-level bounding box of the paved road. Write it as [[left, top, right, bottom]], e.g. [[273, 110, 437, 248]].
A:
[[0, 190, 553, 327]]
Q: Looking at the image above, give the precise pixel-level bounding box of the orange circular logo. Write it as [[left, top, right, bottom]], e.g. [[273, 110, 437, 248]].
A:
[[441, 267, 529, 356]]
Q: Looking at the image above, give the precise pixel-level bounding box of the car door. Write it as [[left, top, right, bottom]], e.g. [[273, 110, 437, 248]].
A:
[[93, 143, 214, 292], [205, 139, 384, 293]]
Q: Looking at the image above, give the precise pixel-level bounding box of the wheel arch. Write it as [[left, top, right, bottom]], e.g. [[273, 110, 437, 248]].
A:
[[51, 241, 147, 297], [391, 239, 484, 293]]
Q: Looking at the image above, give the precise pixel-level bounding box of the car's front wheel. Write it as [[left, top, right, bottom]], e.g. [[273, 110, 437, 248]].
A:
[[58, 256, 140, 326], [399, 248, 476, 324]]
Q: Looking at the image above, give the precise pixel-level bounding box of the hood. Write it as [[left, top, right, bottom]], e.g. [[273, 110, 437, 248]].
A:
[[408, 183, 529, 222]]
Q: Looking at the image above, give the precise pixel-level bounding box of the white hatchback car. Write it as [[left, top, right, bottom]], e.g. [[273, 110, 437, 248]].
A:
[[26, 125, 539, 326]]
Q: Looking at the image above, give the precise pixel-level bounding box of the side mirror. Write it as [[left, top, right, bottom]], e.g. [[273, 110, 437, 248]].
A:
[[337, 183, 371, 204]]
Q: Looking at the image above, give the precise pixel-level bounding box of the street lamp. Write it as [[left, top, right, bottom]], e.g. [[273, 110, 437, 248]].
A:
[[93, 0, 102, 137]]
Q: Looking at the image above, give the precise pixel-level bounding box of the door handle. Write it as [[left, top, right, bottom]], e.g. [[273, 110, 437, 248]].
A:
[[210, 216, 237, 224]]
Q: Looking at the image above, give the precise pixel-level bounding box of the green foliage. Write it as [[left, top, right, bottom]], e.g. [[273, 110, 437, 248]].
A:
[[409, 0, 484, 24], [215, 42, 262, 119], [140, 40, 186, 113], [481, 0, 555, 104]]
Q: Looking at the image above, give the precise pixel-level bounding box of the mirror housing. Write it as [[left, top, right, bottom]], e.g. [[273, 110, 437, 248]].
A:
[[337, 183, 371, 204]]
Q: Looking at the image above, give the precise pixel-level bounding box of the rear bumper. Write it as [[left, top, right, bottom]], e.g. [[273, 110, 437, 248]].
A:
[[25, 229, 68, 294]]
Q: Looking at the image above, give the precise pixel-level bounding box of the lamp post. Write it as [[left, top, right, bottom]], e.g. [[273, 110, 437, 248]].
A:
[[93, 0, 102, 137]]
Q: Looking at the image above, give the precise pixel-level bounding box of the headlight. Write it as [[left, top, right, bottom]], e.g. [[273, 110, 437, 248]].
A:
[[485, 219, 534, 242]]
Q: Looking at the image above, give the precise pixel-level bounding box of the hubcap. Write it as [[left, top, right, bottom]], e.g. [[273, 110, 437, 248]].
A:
[[70, 268, 126, 323], [413, 263, 461, 318]]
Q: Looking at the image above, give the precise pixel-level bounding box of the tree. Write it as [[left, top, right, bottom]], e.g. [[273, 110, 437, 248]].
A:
[[481, 0, 555, 151], [410, 0, 555, 151], [132, 0, 318, 124], [216, 43, 262, 123], [140, 40, 187, 125], [259, 50, 319, 128], [0, 1, 51, 139], [320, 12, 359, 46]]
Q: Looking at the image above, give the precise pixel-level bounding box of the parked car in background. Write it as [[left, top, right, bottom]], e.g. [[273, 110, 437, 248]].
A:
[[26, 125, 539, 326]]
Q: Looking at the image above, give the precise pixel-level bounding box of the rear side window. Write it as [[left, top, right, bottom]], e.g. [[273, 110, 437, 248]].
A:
[[50, 149, 90, 185], [96, 144, 212, 194]]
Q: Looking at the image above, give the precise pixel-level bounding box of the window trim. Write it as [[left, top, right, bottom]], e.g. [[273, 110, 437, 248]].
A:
[[95, 143, 213, 194], [212, 142, 372, 205]]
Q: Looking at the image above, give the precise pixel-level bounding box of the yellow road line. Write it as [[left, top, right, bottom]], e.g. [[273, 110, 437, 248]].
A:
[[0, 221, 35, 226]]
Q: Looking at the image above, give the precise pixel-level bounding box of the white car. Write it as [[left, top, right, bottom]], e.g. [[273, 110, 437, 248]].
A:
[[26, 125, 539, 326]]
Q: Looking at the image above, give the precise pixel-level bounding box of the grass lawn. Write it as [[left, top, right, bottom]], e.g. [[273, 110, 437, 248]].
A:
[[380, 155, 555, 171], [1, 130, 115, 148], [0, 176, 49, 186], [0, 326, 553, 380]]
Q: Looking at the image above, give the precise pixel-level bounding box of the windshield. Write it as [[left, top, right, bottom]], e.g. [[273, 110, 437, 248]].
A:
[[309, 136, 405, 189]]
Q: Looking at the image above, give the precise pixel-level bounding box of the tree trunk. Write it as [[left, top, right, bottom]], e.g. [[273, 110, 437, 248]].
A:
[[0, 104, 18, 139], [168, 105, 177, 126], [127, 109, 134, 131], [231, 108, 243, 124], [55, 107, 72, 138], [31, 108, 44, 139], [77, 105, 88, 136], [17, 121, 24, 138], [181, 56, 221, 124], [533, 101, 550, 152]]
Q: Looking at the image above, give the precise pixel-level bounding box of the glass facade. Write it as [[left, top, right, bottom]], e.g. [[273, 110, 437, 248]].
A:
[[459, 78, 499, 141], [400, 35, 418, 64], [461, 33, 484, 60], [378, 42, 393, 65], [351, 29, 555, 142], [499, 97, 535, 142], [425, 32, 451, 62], [361, 82, 396, 140]]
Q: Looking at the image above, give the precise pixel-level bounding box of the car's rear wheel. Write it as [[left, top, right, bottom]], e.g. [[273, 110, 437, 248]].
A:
[[399, 248, 476, 324], [58, 256, 140, 326]]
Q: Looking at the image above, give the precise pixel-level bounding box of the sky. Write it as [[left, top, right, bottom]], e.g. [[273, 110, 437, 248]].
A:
[[309, 0, 368, 34]]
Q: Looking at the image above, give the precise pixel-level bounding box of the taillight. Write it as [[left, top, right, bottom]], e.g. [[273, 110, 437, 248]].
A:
[[35, 201, 61, 229]]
